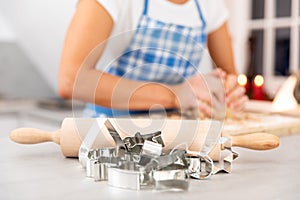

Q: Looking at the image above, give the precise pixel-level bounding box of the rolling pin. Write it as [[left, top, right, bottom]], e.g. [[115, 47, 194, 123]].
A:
[[9, 118, 280, 160]]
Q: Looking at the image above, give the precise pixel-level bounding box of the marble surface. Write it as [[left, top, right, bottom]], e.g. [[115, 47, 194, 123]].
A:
[[0, 128, 299, 200]]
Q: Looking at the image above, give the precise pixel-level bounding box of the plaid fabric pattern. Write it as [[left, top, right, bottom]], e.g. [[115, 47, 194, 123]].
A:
[[85, 0, 207, 117], [108, 0, 207, 85]]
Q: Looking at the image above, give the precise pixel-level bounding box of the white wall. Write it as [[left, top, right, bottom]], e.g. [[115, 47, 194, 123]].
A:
[[224, 0, 251, 74], [0, 13, 15, 41], [0, 0, 77, 93]]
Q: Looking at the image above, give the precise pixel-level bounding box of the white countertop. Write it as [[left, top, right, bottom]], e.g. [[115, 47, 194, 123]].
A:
[[1, 131, 299, 199], [0, 100, 300, 199]]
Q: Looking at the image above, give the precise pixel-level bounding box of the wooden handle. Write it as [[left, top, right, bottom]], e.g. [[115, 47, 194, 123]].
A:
[[10, 128, 61, 145], [231, 133, 280, 150]]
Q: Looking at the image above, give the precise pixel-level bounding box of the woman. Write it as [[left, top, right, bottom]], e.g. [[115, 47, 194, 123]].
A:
[[58, 0, 248, 118]]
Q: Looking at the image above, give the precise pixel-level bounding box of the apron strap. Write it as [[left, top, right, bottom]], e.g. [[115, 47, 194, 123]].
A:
[[143, 0, 149, 15], [194, 0, 206, 28]]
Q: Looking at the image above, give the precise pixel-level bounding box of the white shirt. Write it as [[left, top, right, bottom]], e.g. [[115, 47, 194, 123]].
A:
[[95, 0, 229, 71]]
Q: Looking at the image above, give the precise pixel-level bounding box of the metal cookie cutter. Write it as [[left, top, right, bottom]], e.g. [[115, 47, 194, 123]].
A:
[[86, 148, 121, 181], [79, 118, 108, 168], [213, 137, 239, 174], [152, 150, 190, 191], [108, 141, 189, 191], [108, 140, 163, 190], [153, 164, 189, 191], [79, 118, 233, 192], [138, 140, 163, 166], [186, 154, 214, 179], [86, 148, 100, 178], [108, 161, 152, 190], [105, 120, 126, 158], [146, 149, 190, 191], [145, 149, 188, 171], [123, 131, 165, 154]]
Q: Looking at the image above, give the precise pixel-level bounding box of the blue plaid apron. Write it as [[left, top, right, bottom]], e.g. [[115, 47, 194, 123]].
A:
[[83, 0, 207, 117]]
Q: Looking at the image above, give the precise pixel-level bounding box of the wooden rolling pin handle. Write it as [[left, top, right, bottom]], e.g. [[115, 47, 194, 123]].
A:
[[231, 133, 280, 150], [10, 128, 61, 145]]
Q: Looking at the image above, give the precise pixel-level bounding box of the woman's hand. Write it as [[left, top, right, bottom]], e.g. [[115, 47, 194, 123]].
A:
[[172, 69, 226, 119], [225, 74, 249, 112], [172, 69, 249, 119]]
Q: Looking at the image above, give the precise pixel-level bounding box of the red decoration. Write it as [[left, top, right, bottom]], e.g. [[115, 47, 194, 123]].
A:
[[252, 75, 265, 100]]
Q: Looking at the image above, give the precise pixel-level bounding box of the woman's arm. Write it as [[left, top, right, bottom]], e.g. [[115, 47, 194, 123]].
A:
[[207, 22, 236, 74], [58, 0, 112, 99], [207, 22, 248, 111], [58, 0, 176, 110]]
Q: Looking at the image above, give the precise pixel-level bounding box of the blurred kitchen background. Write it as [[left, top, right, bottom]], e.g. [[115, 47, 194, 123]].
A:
[[0, 1, 75, 100], [0, 1, 82, 131], [0, 0, 298, 101], [0, 0, 299, 130]]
